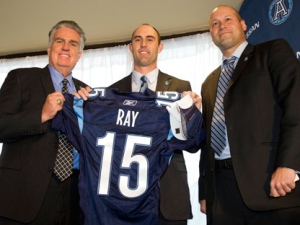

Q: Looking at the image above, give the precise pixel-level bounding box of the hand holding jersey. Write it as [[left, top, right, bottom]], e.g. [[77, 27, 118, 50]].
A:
[[167, 93, 194, 141]]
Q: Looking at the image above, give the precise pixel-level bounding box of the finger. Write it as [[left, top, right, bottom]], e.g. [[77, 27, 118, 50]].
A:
[[270, 180, 280, 197], [86, 86, 92, 92], [270, 182, 291, 197], [75, 87, 91, 100], [81, 86, 91, 95], [270, 187, 280, 197], [182, 91, 189, 97], [77, 90, 88, 100], [282, 181, 295, 193], [189, 91, 196, 98], [200, 200, 206, 214], [277, 188, 288, 196]]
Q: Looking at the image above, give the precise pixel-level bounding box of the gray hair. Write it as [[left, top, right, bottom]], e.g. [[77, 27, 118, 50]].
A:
[[48, 20, 86, 52]]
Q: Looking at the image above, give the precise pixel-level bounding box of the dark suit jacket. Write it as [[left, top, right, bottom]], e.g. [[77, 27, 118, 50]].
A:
[[0, 66, 87, 223], [110, 70, 194, 220], [199, 39, 300, 216]]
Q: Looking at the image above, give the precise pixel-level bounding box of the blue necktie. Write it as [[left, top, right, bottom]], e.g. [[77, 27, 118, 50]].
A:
[[139, 76, 148, 93], [54, 79, 74, 181], [211, 56, 236, 156]]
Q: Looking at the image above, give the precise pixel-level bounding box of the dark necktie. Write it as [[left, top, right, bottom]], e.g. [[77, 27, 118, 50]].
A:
[[139, 76, 148, 93], [53, 79, 74, 181], [211, 56, 236, 156]]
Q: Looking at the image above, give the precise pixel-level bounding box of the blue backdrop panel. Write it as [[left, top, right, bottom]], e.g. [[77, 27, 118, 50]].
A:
[[239, 0, 300, 60]]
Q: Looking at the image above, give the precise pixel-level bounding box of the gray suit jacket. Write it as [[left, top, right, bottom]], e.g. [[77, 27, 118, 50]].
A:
[[110, 70, 194, 220]]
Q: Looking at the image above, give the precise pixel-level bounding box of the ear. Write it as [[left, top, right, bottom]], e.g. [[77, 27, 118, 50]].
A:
[[158, 43, 164, 53], [129, 43, 133, 53], [77, 51, 83, 61], [241, 20, 247, 32]]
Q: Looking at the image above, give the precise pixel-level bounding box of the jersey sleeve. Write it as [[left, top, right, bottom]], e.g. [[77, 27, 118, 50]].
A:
[[167, 94, 205, 153]]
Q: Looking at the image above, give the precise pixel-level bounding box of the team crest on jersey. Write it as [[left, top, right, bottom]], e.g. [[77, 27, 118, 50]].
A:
[[123, 100, 137, 106], [269, 0, 293, 25]]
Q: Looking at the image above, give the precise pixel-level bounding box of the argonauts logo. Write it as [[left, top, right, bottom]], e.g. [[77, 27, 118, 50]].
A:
[[269, 0, 293, 25]]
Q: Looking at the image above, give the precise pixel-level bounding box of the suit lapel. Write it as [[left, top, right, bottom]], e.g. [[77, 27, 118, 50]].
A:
[[73, 78, 84, 91], [210, 67, 221, 109], [40, 66, 84, 95], [156, 71, 172, 91], [208, 44, 254, 124], [73, 80, 81, 91], [118, 74, 132, 92], [228, 44, 254, 89], [40, 66, 55, 95]]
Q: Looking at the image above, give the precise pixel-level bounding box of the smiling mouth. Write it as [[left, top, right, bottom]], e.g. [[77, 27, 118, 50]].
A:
[[139, 51, 149, 55], [219, 31, 231, 37], [59, 54, 70, 58], [139, 48, 149, 54]]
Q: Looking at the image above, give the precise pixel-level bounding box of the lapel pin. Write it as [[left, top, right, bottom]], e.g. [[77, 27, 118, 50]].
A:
[[164, 81, 169, 86], [244, 57, 248, 62]]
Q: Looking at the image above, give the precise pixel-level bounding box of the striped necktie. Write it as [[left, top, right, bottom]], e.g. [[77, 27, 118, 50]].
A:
[[211, 56, 236, 156], [53, 79, 74, 181], [139, 76, 148, 93]]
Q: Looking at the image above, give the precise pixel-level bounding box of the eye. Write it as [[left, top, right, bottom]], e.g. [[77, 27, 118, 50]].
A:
[[55, 39, 63, 43], [70, 42, 78, 47], [133, 37, 141, 42], [211, 21, 219, 27]]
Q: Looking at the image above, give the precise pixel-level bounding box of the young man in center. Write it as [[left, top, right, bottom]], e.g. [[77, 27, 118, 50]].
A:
[[110, 23, 197, 225]]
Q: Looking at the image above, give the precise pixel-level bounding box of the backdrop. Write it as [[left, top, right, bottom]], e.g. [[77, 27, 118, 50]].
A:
[[239, 0, 300, 61]]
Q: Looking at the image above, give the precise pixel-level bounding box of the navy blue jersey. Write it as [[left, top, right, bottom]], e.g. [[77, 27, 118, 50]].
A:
[[53, 88, 203, 225]]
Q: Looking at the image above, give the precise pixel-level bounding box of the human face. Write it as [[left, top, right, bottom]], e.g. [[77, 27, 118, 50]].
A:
[[129, 25, 163, 71], [47, 27, 82, 77], [209, 6, 247, 56]]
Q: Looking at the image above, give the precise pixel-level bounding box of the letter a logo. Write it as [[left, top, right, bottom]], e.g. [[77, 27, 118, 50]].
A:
[[269, 0, 293, 25]]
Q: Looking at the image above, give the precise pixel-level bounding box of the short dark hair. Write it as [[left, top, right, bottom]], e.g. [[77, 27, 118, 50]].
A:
[[131, 23, 161, 44]]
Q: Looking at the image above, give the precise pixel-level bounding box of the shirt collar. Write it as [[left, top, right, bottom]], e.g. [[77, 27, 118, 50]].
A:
[[48, 64, 73, 85], [132, 68, 159, 85], [222, 41, 248, 67]]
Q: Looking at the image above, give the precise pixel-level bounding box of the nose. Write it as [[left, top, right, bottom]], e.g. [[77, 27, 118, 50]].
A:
[[219, 21, 226, 29], [62, 42, 70, 51], [141, 39, 146, 47]]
